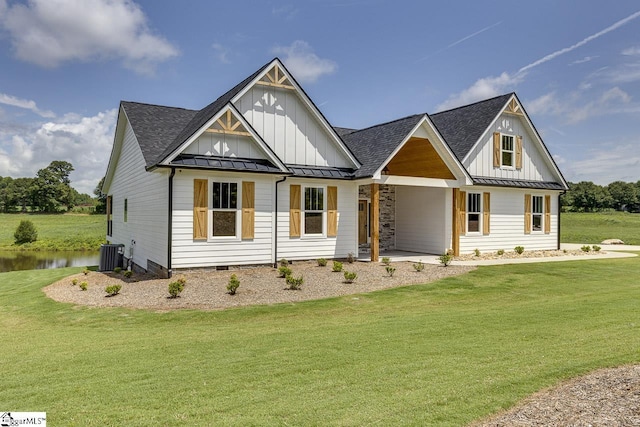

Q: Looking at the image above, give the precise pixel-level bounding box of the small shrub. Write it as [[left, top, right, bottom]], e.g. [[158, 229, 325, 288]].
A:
[[474, 248, 481, 257], [286, 274, 304, 290], [105, 284, 122, 296], [496, 249, 505, 256], [168, 281, 184, 298], [317, 258, 327, 267], [79, 282, 88, 291], [581, 245, 591, 253], [71, 278, 78, 286], [14, 219, 38, 244], [438, 252, 452, 267], [563, 249, 568, 254], [123, 270, 133, 279], [593, 245, 601, 252], [446, 248, 454, 256], [83, 268, 89, 276], [278, 266, 292, 278], [413, 261, 425, 272], [227, 274, 240, 295], [114, 267, 122, 274], [381, 256, 391, 266], [514, 246, 525, 255], [346, 252, 355, 263], [332, 261, 343, 272], [343, 271, 357, 283], [385, 266, 396, 277], [176, 276, 187, 286], [279, 258, 289, 267]]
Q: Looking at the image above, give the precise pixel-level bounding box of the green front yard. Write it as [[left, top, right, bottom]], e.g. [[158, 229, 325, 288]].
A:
[[1, 256, 638, 426]]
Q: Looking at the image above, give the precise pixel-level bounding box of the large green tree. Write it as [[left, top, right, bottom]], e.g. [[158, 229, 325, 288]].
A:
[[32, 161, 75, 212], [607, 181, 638, 212], [568, 181, 613, 212]]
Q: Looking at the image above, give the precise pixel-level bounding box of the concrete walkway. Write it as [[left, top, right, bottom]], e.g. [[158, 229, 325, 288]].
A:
[[363, 244, 639, 266]]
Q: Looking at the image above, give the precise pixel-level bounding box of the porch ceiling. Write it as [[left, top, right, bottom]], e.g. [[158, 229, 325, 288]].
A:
[[384, 137, 456, 179]]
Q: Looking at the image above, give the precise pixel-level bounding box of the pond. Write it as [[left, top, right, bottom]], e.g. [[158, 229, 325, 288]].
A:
[[0, 250, 100, 273]]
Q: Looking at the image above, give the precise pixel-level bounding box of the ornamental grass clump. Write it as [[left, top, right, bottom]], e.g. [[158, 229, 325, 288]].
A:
[[514, 246, 525, 255], [79, 282, 88, 291], [105, 284, 122, 297], [593, 245, 601, 252], [279, 258, 289, 267], [413, 261, 425, 272], [113, 267, 122, 274], [346, 252, 355, 263], [168, 280, 184, 298], [123, 270, 133, 279], [343, 271, 357, 283], [381, 256, 391, 266], [385, 266, 396, 277], [438, 252, 452, 267], [278, 266, 292, 278], [332, 261, 343, 272], [497, 249, 505, 256], [317, 258, 327, 267], [227, 274, 240, 295], [581, 245, 592, 252], [71, 278, 78, 286], [285, 274, 304, 290]]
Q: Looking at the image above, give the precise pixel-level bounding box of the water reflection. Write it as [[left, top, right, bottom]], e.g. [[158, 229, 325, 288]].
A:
[[0, 251, 100, 273]]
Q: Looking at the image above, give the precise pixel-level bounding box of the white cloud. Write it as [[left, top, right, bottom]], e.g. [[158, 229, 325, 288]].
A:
[[212, 43, 231, 64], [0, 108, 117, 194], [622, 46, 640, 56], [272, 41, 337, 83], [571, 56, 598, 65], [0, 93, 55, 118], [436, 72, 523, 111], [0, 0, 178, 74], [563, 143, 640, 185]]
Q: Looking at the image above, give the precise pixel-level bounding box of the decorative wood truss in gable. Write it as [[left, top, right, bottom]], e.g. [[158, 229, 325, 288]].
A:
[[255, 64, 295, 90], [503, 98, 524, 116], [204, 109, 252, 137], [384, 137, 456, 179]]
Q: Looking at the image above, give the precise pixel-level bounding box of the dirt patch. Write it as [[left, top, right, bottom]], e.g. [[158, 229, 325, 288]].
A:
[[44, 260, 474, 311], [472, 364, 640, 426]]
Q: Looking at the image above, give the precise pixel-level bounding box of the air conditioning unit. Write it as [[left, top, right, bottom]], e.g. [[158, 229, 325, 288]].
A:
[[99, 244, 125, 271]]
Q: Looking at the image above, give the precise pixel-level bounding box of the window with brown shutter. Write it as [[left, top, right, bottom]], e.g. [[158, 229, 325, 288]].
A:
[[327, 186, 338, 237], [242, 181, 255, 239], [289, 184, 301, 237], [193, 179, 208, 239]]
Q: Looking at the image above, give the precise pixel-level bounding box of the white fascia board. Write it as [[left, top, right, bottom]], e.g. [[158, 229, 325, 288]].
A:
[[462, 94, 568, 189], [160, 104, 289, 173], [230, 58, 361, 169], [102, 105, 129, 193], [373, 115, 473, 185]]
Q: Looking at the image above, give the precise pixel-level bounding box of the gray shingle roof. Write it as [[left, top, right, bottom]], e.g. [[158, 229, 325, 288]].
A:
[[472, 177, 565, 190], [340, 114, 424, 178], [120, 102, 197, 167], [430, 93, 513, 161]]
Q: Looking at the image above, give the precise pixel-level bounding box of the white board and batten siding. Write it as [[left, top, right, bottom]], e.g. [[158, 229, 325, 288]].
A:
[[183, 132, 267, 160], [395, 186, 452, 254], [171, 170, 275, 268], [235, 86, 351, 168], [464, 113, 555, 181], [107, 120, 169, 269], [459, 186, 559, 254], [277, 179, 359, 261]]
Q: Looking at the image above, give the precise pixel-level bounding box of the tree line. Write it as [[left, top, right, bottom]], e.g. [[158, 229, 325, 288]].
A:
[[0, 161, 95, 213], [562, 180, 640, 212]]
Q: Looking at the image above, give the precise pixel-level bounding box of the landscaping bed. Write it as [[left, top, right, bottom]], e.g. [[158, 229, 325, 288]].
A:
[[44, 260, 474, 310]]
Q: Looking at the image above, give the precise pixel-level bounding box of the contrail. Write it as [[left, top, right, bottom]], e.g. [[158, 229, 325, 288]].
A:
[[418, 21, 502, 61], [518, 10, 640, 75]]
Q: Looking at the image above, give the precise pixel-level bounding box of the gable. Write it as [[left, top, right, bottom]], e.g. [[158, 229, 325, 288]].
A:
[[233, 62, 359, 169], [385, 137, 456, 179]]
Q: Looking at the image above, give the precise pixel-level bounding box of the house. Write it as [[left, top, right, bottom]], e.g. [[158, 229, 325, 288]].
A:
[[102, 58, 568, 277]]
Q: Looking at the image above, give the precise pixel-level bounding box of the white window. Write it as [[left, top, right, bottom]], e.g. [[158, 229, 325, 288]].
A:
[[532, 195, 543, 232], [467, 193, 481, 233], [501, 135, 514, 168], [212, 181, 238, 237], [303, 186, 325, 236]]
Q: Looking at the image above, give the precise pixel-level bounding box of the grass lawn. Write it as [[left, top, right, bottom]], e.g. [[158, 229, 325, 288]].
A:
[[561, 211, 640, 245], [1, 258, 639, 426], [0, 213, 105, 251]]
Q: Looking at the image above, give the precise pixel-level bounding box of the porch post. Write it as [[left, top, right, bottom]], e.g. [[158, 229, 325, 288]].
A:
[[452, 188, 460, 256], [371, 183, 379, 262]]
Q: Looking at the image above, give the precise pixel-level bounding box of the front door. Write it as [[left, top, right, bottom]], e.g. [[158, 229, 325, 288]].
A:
[[358, 200, 368, 244]]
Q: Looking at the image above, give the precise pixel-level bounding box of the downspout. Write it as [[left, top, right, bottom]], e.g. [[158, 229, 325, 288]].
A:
[[273, 175, 288, 268], [558, 190, 566, 250], [167, 167, 176, 278]]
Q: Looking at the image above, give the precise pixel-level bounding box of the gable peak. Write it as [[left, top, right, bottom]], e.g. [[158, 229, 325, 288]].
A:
[[256, 62, 295, 90], [503, 95, 524, 116]]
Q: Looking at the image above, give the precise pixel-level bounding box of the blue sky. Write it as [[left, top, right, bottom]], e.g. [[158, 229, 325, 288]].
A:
[[1, 0, 640, 194]]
